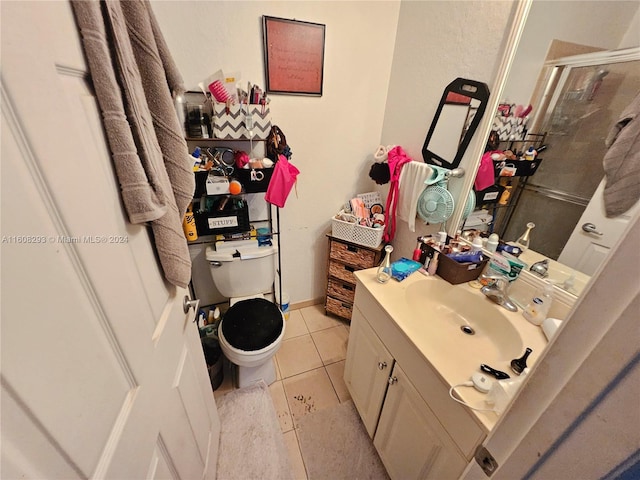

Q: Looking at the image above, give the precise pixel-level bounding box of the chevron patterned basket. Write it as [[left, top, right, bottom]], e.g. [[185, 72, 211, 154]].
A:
[[212, 104, 271, 140]]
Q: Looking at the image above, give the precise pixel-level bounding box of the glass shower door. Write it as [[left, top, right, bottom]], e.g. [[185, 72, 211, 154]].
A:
[[502, 56, 640, 260]]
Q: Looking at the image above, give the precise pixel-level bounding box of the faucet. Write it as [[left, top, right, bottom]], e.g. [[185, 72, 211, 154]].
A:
[[480, 274, 518, 312]]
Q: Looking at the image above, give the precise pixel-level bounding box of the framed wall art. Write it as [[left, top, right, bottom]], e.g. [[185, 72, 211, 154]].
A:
[[262, 16, 326, 96]]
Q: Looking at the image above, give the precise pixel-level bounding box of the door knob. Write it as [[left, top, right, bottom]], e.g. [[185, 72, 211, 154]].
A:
[[378, 361, 388, 370], [183, 295, 200, 315], [388, 376, 398, 385], [582, 222, 603, 235]]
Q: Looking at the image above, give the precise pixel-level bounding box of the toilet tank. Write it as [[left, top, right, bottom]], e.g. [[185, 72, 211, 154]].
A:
[[206, 245, 278, 298]]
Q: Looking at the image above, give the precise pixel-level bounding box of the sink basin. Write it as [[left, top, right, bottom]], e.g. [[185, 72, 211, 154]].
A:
[[405, 280, 523, 362]]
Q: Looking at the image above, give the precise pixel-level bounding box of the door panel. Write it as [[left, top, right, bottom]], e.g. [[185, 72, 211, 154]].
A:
[[1, 2, 219, 478]]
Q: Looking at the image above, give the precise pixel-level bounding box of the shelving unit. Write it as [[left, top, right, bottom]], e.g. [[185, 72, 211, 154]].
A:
[[476, 133, 547, 236], [184, 136, 283, 311]]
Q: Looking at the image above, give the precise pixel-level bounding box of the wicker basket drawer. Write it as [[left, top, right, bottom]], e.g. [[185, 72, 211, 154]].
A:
[[329, 241, 377, 269], [325, 296, 353, 320], [328, 260, 359, 284], [327, 278, 356, 304]]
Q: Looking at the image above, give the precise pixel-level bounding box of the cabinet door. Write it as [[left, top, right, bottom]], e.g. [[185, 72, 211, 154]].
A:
[[374, 364, 467, 480], [344, 307, 394, 437]]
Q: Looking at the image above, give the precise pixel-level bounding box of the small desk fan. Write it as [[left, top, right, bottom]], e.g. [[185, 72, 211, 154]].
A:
[[417, 184, 455, 224], [417, 165, 475, 224]]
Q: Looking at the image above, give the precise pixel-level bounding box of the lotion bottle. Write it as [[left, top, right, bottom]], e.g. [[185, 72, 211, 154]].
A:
[[523, 283, 554, 325]]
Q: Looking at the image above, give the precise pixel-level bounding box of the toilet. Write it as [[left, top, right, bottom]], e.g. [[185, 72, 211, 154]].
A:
[[205, 245, 284, 387]]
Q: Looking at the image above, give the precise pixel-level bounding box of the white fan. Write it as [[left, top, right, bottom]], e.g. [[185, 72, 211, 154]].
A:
[[417, 185, 455, 224]]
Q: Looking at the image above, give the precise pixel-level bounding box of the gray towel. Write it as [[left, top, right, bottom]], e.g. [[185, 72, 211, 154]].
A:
[[72, 0, 194, 288], [603, 91, 640, 218]]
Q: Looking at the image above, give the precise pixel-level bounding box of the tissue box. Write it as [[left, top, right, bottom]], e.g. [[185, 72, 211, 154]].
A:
[[212, 104, 271, 140], [423, 243, 488, 285]]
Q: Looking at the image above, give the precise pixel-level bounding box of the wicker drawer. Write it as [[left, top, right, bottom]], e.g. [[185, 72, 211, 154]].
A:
[[325, 296, 353, 320], [328, 260, 359, 284], [327, 278, 356, 304], [329, 241, 377, 269]]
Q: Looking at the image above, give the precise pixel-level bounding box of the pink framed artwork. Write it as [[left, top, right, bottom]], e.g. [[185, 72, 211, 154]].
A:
[[262, 16, 325, 96]]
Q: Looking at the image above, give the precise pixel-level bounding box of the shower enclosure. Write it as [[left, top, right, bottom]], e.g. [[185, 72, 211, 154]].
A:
[[500, 48, 640, 263]]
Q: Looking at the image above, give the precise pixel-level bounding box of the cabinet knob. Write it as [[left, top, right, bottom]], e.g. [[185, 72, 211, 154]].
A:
[[378, 361, 387, 370], [388, 376, 398, 385]]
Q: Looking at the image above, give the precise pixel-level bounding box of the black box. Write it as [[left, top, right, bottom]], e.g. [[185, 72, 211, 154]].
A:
[[493, 158, 543, 177], [234, 167, 274, 193], [194, 196, 250, 236]]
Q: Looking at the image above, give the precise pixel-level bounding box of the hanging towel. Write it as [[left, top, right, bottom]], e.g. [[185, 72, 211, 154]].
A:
[[265, 155, 300, 208], [383, 146, 413, 243], [397, 161, 433, 232], [72, 0, 194, 288], [603, 92, 640, 217]]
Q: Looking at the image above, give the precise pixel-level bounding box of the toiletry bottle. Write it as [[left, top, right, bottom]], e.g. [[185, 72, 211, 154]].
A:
[[471, 236, 483, 253], [499, 180, 513, 205], [376, 245, 393, 283], [486, 233, 499, 253], [412, 237, 423, 262], [523, 283, 554, 325], [516, 222, 535, 252], [427, 251, 439, 276], [524, 146, 536, 160]]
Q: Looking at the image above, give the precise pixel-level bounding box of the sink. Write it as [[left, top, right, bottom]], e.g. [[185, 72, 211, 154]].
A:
[[404, 280, 523, 362]]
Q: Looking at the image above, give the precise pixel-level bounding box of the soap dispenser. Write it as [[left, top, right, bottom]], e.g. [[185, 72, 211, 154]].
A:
[[523, 282, 554, 325]]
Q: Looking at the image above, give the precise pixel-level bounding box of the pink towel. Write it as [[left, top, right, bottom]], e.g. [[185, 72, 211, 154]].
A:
[[383, 146, 413, 242]]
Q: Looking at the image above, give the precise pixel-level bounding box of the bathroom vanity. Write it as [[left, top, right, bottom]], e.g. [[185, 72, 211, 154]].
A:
[[344, 269, 548, 479]]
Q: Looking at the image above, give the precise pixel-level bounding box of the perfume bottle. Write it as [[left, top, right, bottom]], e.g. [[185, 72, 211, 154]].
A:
[[516, 222, 535, 251], [376, 245, 394, 283]]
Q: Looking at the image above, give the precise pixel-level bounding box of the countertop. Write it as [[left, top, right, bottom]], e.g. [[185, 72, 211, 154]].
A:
[[354, 267, 549, 431]]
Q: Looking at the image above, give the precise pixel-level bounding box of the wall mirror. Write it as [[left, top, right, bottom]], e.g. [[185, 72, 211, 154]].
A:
[[422, 77, 490, 170], [454, 1, 640, 298]]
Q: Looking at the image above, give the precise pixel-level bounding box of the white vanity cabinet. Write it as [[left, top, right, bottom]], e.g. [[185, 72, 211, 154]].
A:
[[344, 307, 394, 437], [374, 363, 467, 479], [344, 280, 486, 480]]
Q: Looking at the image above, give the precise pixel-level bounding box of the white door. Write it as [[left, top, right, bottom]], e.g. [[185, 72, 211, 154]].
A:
[[1, 2, 220, 479], [558, 178, 638, 275]]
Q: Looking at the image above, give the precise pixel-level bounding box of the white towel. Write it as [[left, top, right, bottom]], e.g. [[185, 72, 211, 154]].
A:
[[397, 161, 434, 231]]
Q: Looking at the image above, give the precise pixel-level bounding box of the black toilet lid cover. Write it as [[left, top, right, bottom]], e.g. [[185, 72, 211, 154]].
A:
[[221, 298, 283, 351]]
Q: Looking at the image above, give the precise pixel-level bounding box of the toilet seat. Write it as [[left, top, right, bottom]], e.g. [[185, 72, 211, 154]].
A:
[[221, 298, 284, 351]]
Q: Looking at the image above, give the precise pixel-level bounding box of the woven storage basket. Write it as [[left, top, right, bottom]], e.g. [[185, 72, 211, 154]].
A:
[[331, 216, 384, 248]]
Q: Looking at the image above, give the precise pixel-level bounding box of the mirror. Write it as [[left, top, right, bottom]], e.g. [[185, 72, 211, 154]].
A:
[[456, 1, 640, 297], [422, 77, 490, 170]]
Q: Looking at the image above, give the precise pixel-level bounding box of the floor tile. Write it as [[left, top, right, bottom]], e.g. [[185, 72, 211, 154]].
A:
[[311, 325, 349, 365], [325, 360, 352, 403], [275, 335, 323, 379], [269, 380, 294, 433], [282, 367, 340, 428], [300, 304, 345, 332], [283, 309, 310, 340], [283, 430, 308, 480]]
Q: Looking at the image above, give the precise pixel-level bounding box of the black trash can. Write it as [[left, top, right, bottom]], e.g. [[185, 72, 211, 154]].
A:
[[201, 336, 224, 390]]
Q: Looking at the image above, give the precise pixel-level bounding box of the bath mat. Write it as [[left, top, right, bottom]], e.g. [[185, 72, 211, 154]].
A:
[[297, 400, 389, 480], [216, 381, 293, 480]]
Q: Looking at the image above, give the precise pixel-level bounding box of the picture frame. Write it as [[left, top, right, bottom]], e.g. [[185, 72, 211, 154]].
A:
[[262, 16, 325, 96]]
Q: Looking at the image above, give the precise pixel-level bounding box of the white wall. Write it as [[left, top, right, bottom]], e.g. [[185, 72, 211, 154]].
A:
[[503, 1, 640, 107], [152, 1, 401, 304], [380, 0, 516, 263], [152, 0, 639, 305]]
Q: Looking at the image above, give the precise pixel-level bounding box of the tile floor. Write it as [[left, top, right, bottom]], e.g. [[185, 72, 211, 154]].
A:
[[214, 303, 352, 480]]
